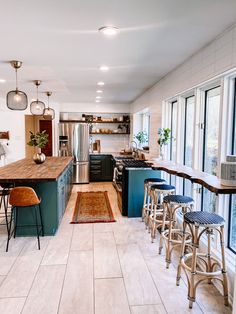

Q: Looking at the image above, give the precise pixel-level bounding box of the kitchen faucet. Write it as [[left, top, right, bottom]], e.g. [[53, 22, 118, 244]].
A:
[[130, 140, 138, 158]]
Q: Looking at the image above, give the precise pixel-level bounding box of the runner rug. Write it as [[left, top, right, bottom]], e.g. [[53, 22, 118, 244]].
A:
[[71, 191, 116, 224]]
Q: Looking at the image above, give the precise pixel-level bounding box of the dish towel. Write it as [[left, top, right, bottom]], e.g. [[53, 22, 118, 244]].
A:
[[0, 143, 6, 157]]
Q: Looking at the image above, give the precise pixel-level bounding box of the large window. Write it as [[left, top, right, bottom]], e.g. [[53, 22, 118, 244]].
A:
[[228, 79, 236, 253], [201, 86, 221, 212], [183, 96, 195, 196], [170, 101, 177, 161]]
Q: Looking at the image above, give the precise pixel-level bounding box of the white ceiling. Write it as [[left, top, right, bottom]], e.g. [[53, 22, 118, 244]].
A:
[[0, 0, 236, 106]]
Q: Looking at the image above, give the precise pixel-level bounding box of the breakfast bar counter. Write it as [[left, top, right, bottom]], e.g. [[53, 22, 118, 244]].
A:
[[0, 157, 73, 235], [151, 160, 236, 194]]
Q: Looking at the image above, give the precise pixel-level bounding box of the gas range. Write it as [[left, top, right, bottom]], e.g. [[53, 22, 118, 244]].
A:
[[121, 159, 151, 168]]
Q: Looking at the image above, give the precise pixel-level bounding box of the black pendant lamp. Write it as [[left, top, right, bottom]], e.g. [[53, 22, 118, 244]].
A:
[[30, 80, 45, 115], [6, 60, 28, 110], [43, 91, 55, 120]]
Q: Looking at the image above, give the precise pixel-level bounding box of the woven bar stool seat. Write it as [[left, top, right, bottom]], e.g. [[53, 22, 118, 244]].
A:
[[149, 184, 175, 242], [177, 211, 228, 309], [159, 195, 194, 268], [142, 178, 166, 228]]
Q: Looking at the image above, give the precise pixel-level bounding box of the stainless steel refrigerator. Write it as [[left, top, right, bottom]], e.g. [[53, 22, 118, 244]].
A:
[[73, 123, 90, 183]]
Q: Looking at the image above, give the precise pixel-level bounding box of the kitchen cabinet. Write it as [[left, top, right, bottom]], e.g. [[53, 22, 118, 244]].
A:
[[90, 154, 113, 182]]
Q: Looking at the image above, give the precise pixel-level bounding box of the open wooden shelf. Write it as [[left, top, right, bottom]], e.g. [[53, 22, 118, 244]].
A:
[[90, 132, 130, 135], [60, 120, 130, 124]]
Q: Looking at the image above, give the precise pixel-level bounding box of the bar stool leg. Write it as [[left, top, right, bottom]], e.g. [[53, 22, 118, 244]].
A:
[[176, 220, 187, 286], [188, 224, 199, 309], [159, 201, 167, 254], [34, 206, 41, 250], [3, 194, 9, 234], [165, 203, 173, 268], [38, 204, 44, 236], [142, 185, 147, 222], [219, 225, 229, 306], [13, 207, 19, 238], [151, 202, 157, 242], [6, 207, 14, 252]]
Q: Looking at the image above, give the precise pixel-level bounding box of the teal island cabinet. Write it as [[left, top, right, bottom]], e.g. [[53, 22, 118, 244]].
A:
[[0, 157, 73, 236], [122, 168, 161, 217]]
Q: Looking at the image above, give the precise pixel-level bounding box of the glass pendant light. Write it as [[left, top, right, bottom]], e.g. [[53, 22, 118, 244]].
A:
[[30, 80, 45, 115], [43, 91, 55, 120], [6, 60, 28, 110]]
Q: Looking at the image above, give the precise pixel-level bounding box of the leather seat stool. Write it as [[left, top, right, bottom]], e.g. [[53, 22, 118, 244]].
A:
[[159, 195, 194, 268], [149, 184, 175, 242], [7, 186, 44, 252], [177, 211, 228, 309]]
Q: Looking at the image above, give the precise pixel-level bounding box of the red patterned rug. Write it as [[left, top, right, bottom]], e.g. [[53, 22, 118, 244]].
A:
[[71, 191, 116, 224]]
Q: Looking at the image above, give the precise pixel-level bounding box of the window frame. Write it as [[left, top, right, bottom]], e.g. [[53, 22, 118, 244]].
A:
[[228, 78, 236, 254]]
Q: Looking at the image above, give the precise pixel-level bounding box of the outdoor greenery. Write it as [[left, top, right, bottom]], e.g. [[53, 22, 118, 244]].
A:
[[27, 130, 49, 149], [157, 127, 171, 148], [134, 130, 148, 145]]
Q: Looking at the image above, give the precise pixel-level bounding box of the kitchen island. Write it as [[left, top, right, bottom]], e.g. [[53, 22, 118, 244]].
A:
[[0, 157, 73, 235]]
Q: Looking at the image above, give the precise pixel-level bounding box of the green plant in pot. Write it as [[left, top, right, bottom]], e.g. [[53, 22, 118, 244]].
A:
[[157, 128, 171, 159], [134, 131, 148, 148], [27, 130, 49, 164]]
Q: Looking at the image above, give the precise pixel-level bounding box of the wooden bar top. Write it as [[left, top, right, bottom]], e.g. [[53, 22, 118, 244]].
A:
[[0, 157, 73, 183], [150, 160, 236, 194]]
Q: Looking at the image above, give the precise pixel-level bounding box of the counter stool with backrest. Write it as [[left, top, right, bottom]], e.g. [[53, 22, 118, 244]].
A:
[[0, 184, 14, 234], [7, 187, 44, 252], [159, 195, 194, 269], [176, 211, 228, 309], [149, 184, 175, 242], [142, 178, 166, 228]]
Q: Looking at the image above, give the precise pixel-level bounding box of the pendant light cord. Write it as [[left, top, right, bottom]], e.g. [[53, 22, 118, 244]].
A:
[[15, 68, 18, 91], [36, 84, 39, 102]]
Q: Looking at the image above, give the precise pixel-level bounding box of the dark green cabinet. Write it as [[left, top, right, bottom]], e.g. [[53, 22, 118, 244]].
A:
[[90, 154, 113, 181]]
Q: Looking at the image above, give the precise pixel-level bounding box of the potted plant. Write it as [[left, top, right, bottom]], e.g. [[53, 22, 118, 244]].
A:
[[157, 127, 171, 159], [27, 130, 49, 164], [134, 131, 148, 148]]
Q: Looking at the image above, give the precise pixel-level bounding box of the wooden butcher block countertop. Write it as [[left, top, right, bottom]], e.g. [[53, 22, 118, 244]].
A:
[[0, 157, 73, 183]]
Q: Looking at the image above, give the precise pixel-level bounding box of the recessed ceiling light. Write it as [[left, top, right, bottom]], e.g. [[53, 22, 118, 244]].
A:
[[97, 81, 105, 86], [96, 90, 103, 93], [99, 65, 109, 72], [99, 26, 119, 36], [0, 79, 6, 83], [96, 96, 102, 99], [95, 100, 100, 103]]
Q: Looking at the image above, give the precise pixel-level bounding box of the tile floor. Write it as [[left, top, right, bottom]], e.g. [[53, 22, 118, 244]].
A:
[[0, 182, 233, 314]]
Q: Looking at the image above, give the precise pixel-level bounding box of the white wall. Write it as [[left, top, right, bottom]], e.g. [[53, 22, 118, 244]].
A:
[[59, 102, 131, 153], [0, 97, 60, 165], [60, 102, 130, 114], [131, 23, 236, 156]]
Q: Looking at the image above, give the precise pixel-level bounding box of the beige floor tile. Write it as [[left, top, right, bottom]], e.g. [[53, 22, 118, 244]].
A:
[[95, 278, 130, 314], [22, 264, 66, 314], [0, 297, 26, 314], [145, 256, 203, 313], [71, 223, 93, 251], [118, 243, 161, 305], [0, 276, 5, 286], [94, 232, 122, 278], [94, 222, 113, 233], [59, 251, 94, 314], [41, 225, 73, 265], [0, 238, 48, 297], [0, 237, 27, 276], [131, 304, 167, 314]]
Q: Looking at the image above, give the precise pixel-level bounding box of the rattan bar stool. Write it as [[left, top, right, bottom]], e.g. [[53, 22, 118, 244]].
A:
[[0, 184, 14, 234], [149, 184, 175, 242], [159, 195, 194, 269], [142, 178, 166, 228], [7, 186, 44, 252], [176, 211, 228, 309]]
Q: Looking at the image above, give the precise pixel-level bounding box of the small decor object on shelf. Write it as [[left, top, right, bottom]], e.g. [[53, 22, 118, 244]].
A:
[[157, 128, 171, 159], [27, 130, 49, 164], [134, 131, 148, 148]]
